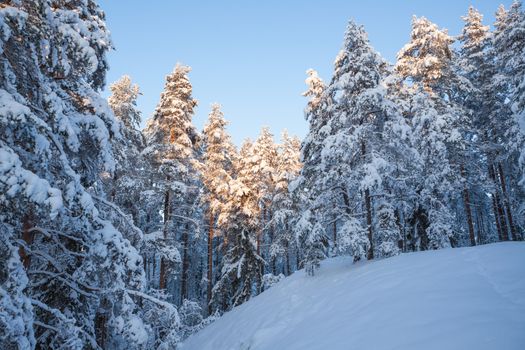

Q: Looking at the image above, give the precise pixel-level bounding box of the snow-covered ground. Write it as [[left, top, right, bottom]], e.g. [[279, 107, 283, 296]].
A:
[[182, 242, 525, 350]]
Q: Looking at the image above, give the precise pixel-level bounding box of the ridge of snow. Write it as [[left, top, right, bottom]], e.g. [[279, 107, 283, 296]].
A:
[[182, 242, 525, 350]]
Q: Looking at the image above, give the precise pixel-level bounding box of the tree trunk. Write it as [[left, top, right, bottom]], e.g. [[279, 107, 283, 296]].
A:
[[159, 181, 170, 290], [497, 163, 518, 241], [333, 215, 337, 253], [256, 207, 264, 293], [361, 141, 373, 260], [365, 188, 374, 260], [95, 312, 107, 348], [19, 212, 34, 269], [267, 207, 276, 275], [180, 222, 190, 305], [284, 239, 290, 276], [461, 165, 476, 246], [111, 172, 118, 202], [256, 211, 262, 256], [142, 254, 150, 283], [489, 164, 508, 241], [491, 196, 503, 241], [477, 207, 485, 245], [207, 211, 214, 313], [341, 188, 352, 216], [396, 208, 406, 253], [495, 192, 508, 240]]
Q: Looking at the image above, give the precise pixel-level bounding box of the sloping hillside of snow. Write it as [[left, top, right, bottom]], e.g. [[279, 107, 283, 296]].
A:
[[182, 242, 525, 350]]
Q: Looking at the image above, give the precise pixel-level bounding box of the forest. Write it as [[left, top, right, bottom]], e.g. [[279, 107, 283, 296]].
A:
[[1, 0, 524, 349]]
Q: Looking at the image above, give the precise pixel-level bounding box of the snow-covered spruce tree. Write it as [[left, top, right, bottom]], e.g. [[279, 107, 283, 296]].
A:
[[100, 75, 145, 247], [457, 6, 503, 244], [396, 16, 457, 94], [299, 69, 327, 184], [404, 91, 462, 249], [108, 75, 142, 130], [491, 1, 525, 241], [293, 68, 329, 276], [486, 4, 513, 242], [0, 1, 160, 348], [269, 131, 302, 276], [211, 139, 265, 312], [395, 16, 473, 249], [506, 3, 525, 195], [252, 127, 278, 274], [106, 77, 186, 348], [323, 21, 401, 261], [199, 103, 236, 312], [304, 21, 408, 264], [369, 74, 421, 256], [143, 64, 200, 304]]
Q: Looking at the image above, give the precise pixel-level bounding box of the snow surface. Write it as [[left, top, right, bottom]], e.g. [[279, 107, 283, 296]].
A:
[[182, 242, 525, 350]]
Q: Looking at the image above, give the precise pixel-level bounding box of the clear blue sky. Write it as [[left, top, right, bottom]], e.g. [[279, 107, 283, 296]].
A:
[[99, 0, 510, 145]]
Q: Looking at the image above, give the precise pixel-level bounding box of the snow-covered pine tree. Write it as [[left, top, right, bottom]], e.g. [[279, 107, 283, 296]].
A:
[[457, 6, 502, 244], [211, 139, 265, 312], [323, 20, 396, 261], [109, 75, 142, 129], [396, 16, 456, 94], [396, 16, 473, 249], [293, 68, 329, 275], [105, 78, 189, 348], [491, 1, 525, 241], [302, 69, 326, 113], [370, 74, 420, 256], [269, 131, 302, 276], [143, 64, 200, 303], [0, 1, 158, 348], [101, 75, 145, 246], [199, 103, 236, 312], [300, 69, 327, 183], [506, 3, 525, 194], [252, 127, 279, 273], [486, 4, 513, 242], [458, 7, 491, 92], [310, 21, 409, 263], [407, 91, 462, 249]]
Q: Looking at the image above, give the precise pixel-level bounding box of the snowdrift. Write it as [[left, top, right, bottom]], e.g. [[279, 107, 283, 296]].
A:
[[182, 242, 525, 350]]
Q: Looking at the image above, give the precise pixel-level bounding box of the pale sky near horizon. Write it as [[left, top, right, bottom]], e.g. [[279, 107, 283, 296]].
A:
[[99, 0, 511, 145]]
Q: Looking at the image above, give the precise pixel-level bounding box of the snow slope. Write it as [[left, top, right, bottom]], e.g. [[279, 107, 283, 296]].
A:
[[182, 242, 525, 350]]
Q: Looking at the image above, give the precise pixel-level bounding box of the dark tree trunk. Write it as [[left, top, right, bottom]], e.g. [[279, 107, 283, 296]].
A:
[[111, 172, 118, 202], [396, 208, 406, 252], [497, 163, 518, 241], [95, 312, 107, 348], [476, 206, 484, 244], [489, 164, 508, 241], [341, 188, 352, 216], [159, 181, 170, 290], [409, 206, 429, 251], [333, 216, 337, 250], [491, 196, 503, 241], [19, 212, 34, 269], [257, 209, 263, 256], [361, 141, 373, 260], [365, 188, 374, 260], [284, 239, 290, 276], [268, 208, 276, 275], [256, 206, 265, 293], [495, 192, 508, 241], [180, 222, 190, 304], [461, 165, 476, 246], [207, 211, 214, 314], [144, 256, 149, 282]]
